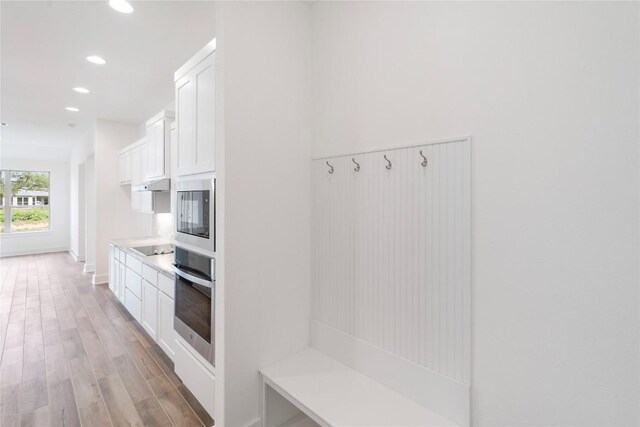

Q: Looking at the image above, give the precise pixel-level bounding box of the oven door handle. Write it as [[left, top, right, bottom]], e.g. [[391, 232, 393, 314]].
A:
[[173, 266, 214, 289]]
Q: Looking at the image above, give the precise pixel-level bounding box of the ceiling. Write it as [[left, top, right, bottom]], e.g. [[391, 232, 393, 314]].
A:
[[0, 0, 216, 160]]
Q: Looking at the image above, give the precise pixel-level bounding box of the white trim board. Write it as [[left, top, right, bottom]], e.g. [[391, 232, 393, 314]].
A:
[[68, 249, 85, 262], [83, 263, 95, 273], [311, 320, 470, 427], [92, 273, 108, 285], [312, 135, 471, 160], [0, 247, 69, 258]]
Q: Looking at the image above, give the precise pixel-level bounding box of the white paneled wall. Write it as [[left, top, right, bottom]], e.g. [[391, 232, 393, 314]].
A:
[[311, 137, 470, 384]]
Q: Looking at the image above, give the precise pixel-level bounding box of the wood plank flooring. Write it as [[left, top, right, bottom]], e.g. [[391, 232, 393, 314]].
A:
[[0, 252, 214, 427]]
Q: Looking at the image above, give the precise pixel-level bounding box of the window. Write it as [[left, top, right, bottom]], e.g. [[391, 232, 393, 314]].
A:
[[0, 170, 50, 233]]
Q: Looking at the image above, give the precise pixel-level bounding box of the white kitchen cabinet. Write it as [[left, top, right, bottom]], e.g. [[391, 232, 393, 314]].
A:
[[125, 267, 142, 299], [110, 246, 177, 362], [129, 139, 156, 213], [175, 338, 215, 416], [130, 144, 142, 210], [125, 288, 142, 323], [142, 279, 159, 340], [138, 143, 154, 213], [118, 262, 126, 303], [158, 287, 175, 360], [109, 247, 126, 303], [175, 41, 215, 176], [145, 111, 174, 181], [109, 246, 117, 293], [118, 150, 132, 185]]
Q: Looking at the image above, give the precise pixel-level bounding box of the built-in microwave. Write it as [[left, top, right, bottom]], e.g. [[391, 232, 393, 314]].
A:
[[175, 177, 215, 255]]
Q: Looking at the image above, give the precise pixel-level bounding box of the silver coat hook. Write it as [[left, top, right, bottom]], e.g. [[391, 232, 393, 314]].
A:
[[352, 158, 360, 172], [384, 154, 392, 170], [326, 161, 334, 174], [420, 150, 428, 167]]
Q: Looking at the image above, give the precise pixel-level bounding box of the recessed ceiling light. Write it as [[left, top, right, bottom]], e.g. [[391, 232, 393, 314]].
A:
[[0, 123, 7, 126], [86, 55, 106, 65], [66, 107, 80, 112], [73, 87, 90, 94], [109, 0, 134, 14]]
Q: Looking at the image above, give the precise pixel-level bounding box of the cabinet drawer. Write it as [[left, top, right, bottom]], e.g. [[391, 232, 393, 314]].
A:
[[126, 254, 143, 275], [158, 273, 174, 298], [142, 265, 158, 285], [125, 289, 142, 322], [125, 268, 142, 299], [174, 339, 215, 417]]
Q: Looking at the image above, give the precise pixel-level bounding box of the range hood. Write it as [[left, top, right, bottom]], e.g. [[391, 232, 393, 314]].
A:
[[133, 178, 170, 192]]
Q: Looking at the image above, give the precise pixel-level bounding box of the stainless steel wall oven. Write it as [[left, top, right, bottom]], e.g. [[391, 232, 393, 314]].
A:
[[173, 246, 215, 366]]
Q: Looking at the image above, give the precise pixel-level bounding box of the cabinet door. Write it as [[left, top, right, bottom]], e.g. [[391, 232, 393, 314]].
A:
[[130, 146, 141, 210], [118, 151, 132, 185], [140, 142, 149, 183], [140, 192, 154, 214], [146, 119, 165, 179], [195, 55, 215, 173], [109, 247, 116, 292], [118, 154, 126, 184], [158, 291, 176, 360], [142, 280, 158, 340], [118, 263, 126, 303], [176, 74, 196, 175]]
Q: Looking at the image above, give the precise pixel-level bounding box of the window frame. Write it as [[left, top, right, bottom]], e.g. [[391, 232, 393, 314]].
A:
[[1, 169, 52, 234]]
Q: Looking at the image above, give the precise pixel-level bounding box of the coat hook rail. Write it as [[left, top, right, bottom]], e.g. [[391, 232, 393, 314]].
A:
[[326, 161, 334, 174], [384, 155, 392, 170], [352, 158, 360, 172], [420, 150, 428, 167]]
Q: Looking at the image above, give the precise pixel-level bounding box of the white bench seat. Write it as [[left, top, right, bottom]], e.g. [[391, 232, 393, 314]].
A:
[[260, 348, 458, 427]]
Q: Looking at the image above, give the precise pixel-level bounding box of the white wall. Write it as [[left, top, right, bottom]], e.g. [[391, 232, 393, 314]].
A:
[[215, 2, 312, 426], [85, 155, 96, 272], [69, 119, 153, 282], [311, 2, 639, 425], [94, 119, 152, 283], [77, 162, 86, 261], [69, 124, 96, 260], [0, 158, 70, 257]]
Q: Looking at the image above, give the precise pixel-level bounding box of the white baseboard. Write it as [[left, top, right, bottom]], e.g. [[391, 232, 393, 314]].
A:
[[92, 273, 108, 285], [83, 263, 95, 273], [310, 319, 470, 427], [69, 249, 85, 262], [0, 246, 69, 258]]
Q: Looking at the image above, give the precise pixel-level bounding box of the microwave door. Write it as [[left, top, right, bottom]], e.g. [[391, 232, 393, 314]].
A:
[[192, 191, 203, 236]]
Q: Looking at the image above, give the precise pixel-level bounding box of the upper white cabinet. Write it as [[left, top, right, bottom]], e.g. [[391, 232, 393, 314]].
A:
[[120, 137, 169, 214], [145, 111, 175, 181], [118, 150, 132, 184], [130, 142, 143, 211], [175, 39, 216, 176]]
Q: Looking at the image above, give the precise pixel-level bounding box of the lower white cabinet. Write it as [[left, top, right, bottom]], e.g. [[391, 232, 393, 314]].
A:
[[109, 247, 176, 362], [118, 263, 126, 303], [125, 268, 142, 299], [125, 288, 142, 322], [109, 246, 117, 293], [175, 338, 215, 416], [142, 280, 158, 340], [109, 246, 126, 303], [158, 290, 176, 360]]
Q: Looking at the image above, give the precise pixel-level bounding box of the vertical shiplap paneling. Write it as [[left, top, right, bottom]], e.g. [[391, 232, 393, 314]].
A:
[[311, 138, 470, 385]]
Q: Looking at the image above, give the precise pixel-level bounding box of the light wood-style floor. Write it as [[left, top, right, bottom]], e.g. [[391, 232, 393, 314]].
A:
[[0, 252, 214, 427]]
